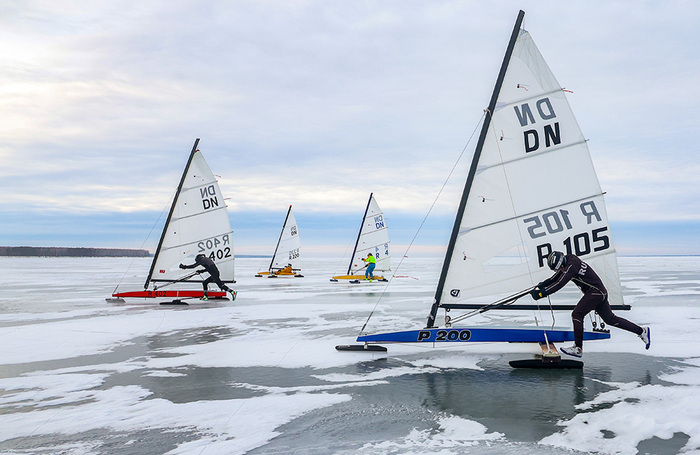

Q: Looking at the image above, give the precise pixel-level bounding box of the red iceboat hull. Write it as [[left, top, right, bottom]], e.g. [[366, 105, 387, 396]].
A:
[[112, 290, 227, 299]]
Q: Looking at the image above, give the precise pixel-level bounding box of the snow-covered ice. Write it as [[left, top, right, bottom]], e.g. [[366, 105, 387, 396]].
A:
[[0, 256, 698, 454]]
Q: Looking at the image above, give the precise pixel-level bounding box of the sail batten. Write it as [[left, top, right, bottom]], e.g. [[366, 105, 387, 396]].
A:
[[477, 139, 588, 173], [494, 88, 568, 111], [459, 192, 607, 235], [158, 230, 235, 253], [170, 206, 229, 223]]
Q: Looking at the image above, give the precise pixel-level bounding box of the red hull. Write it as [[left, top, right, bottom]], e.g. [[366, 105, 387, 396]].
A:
[[112, 290, 227, 299]]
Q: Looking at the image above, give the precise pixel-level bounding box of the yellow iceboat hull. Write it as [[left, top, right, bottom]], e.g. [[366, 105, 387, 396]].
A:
[[256, 267, 303, 278], [331, 274, 387, 281]]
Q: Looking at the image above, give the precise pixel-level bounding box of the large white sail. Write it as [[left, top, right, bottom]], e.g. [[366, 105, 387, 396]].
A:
[[147, 142, 234, 286], [349, 194, 391, 274], [439, 28, 622, 309], [269, 206, 301, 271], [348, 11, 618, 359]]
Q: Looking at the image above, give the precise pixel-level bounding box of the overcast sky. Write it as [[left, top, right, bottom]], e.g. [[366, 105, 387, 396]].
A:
[[1, 0, 698, 256]]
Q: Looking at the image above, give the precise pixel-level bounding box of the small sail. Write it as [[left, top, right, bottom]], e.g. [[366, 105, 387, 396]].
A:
[[268, 206, 301, 273], [146, 140, 234, 287], [348, 194, 390, 275], [437, 24, 623, 310]]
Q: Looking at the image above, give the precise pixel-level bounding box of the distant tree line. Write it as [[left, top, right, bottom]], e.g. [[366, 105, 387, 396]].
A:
[[0, 247, 151, 257]]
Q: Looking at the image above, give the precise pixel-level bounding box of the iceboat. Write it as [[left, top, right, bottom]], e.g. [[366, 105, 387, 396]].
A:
[[338, 11, 631, 368], [107, 139, 235, 305], [255, 205, 303, 278], [331, 193, 390, 283]]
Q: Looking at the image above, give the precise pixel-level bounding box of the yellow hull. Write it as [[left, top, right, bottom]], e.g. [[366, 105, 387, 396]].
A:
[[331, 274, 386, 281], [256, 267, 303, 277]]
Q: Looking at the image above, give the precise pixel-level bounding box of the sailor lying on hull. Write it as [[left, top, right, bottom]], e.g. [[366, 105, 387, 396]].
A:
[[531, 251, 650, 358]]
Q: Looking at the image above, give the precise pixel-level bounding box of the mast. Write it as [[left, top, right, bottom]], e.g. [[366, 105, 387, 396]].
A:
[[348, 193, 374, 275], [268, 205, 293, 272], [426, 10, 525, 328], [144, 138, 200, 289]]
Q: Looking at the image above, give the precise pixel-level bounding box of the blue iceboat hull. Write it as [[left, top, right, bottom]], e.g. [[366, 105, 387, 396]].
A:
[[356, 326, 610, 344]]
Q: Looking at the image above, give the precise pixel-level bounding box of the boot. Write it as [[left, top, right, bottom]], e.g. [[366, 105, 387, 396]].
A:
[[561, 345, 583, 358], [639, 327, 651, 350]]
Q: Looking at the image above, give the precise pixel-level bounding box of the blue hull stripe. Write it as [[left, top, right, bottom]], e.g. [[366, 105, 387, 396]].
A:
[[356, 327, 610, 344]]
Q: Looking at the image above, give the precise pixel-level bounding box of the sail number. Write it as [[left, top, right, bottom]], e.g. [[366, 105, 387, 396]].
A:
[[146, 290, 168, 298], [197, 234, 232, 261], [289, 248, 300, 260], [522, 201, 610, 267], [200, 185, 220, 210], [374, 215, 385, 230], [373, 242, 389, 258], [417, 329, 471, 342]]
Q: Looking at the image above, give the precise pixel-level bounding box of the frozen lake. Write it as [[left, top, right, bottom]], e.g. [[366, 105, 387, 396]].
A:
[[0, 256, 699, 454]]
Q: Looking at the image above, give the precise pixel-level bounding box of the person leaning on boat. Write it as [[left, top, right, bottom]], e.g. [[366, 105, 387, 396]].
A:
[[180, 254, 236, 301], [362, 253, 376, 281], [530, 251, 650, 358]]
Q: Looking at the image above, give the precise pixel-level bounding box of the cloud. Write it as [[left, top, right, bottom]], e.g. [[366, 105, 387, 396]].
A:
[[1, 1, 699, 253]]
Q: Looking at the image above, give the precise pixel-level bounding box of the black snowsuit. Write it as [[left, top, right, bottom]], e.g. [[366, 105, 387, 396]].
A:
[[181, 255, 232, 294], [535, 254, 641, 348]]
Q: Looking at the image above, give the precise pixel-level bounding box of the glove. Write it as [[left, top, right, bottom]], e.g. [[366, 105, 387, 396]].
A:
[[530, 287, 545, 300], [179, 263, 185, 269]]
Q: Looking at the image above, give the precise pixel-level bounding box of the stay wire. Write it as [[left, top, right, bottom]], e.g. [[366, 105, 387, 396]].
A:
[[111, 194, 173, 294], [357, 111, 487, 336]]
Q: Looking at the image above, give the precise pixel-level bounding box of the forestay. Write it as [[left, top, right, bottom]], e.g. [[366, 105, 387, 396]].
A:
[[437, 27, 623, 311], [269, 206, 301, 271], [146, 141, 235, 287], [348, 193, 391, 275]]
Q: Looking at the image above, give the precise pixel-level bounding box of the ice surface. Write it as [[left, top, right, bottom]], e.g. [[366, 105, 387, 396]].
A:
[[0, 256, 698, 454]]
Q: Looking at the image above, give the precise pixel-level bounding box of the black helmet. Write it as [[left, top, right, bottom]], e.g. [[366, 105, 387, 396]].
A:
[[196, 254, 205, 260], [547, 251, 566, 270]]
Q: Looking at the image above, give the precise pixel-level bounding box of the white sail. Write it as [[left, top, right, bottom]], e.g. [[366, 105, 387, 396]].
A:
[[148, 144, 234, 285], [439, 28, 622, 308], [269, 207, 301, 271], [349, 194, 391, 274]]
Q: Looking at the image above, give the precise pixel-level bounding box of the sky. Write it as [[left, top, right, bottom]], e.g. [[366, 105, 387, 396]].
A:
[[0, 0, 698, 256]]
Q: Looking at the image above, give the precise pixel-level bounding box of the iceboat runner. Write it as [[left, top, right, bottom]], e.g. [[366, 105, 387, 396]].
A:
[[107, 139, 236, 305], [255, 205, 303, 278], [331, 193, 391, 283], [337, 10, 630, 368]]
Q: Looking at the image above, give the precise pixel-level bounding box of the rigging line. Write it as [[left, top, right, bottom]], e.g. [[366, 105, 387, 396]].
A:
[[331, 238, 355, 277], [153, 270, 202, 290], [357, 111, 487, 336], [446, 286, 535, 325], [255, 256, 270, 275], [111, 196, 172, 294]]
